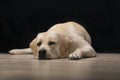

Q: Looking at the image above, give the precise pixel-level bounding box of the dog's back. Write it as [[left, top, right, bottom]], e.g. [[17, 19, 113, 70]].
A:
[[48, 21, 91, 44]]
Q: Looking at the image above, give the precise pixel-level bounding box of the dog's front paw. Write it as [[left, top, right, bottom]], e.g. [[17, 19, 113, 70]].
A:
[[68, 49, 82, 60], [9, 49, 21, 55]]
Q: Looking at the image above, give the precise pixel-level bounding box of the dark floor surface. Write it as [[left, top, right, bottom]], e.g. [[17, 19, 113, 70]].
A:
[[0, 53, 120, 80]]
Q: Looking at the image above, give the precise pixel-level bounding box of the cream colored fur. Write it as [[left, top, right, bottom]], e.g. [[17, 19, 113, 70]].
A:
[[9, 21, 97, 60]]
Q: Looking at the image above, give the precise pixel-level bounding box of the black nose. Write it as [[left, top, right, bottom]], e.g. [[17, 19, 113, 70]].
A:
[[39, 49, 47, 60]]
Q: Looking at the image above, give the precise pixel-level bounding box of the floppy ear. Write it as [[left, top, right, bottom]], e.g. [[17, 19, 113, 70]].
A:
[[29, 38, 37, 57], [57, 33, 71, 56]]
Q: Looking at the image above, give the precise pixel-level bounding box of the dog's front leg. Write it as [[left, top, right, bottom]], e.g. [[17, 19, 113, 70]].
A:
[[9, 48, 33, 55], [68, 45, 97, 60]]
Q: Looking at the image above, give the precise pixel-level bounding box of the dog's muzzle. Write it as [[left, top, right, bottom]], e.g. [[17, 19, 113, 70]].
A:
[[39, 49, 47, 60]]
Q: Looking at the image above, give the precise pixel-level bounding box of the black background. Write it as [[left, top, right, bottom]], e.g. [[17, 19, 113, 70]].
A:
[[0, 0, 120, 53]]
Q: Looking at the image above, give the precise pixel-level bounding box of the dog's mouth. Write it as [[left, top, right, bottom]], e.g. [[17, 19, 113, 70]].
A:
[[38, 56, 52, 60], [38, 49, 47, 60], [38, 48, 58, 60], [38, 53, 46, 60], [38, 53, 52, 60]]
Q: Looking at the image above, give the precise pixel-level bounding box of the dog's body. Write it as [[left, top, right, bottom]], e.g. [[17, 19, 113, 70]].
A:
[[9, 21, 97, 60]]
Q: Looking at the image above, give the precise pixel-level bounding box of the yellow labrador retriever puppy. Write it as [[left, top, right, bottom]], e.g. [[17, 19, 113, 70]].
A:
[[9, 21, 97, 60]]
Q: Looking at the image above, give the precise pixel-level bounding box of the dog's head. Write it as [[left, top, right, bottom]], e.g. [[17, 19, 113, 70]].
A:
[[29, 32, 71, 60]]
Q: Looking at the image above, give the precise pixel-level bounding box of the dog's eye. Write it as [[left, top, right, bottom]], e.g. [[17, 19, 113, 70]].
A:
[[37, 42, 41, 46], [48, 41, 56, 45]]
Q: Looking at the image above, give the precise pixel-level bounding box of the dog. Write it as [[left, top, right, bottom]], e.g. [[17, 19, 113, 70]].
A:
[[9, 21, 97, 60]]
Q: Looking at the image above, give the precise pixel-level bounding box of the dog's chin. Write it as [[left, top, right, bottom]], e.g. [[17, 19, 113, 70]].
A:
[[34, 53, 59, 60], [37, 57, 58, 60], [38, 57, 52, 60]]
